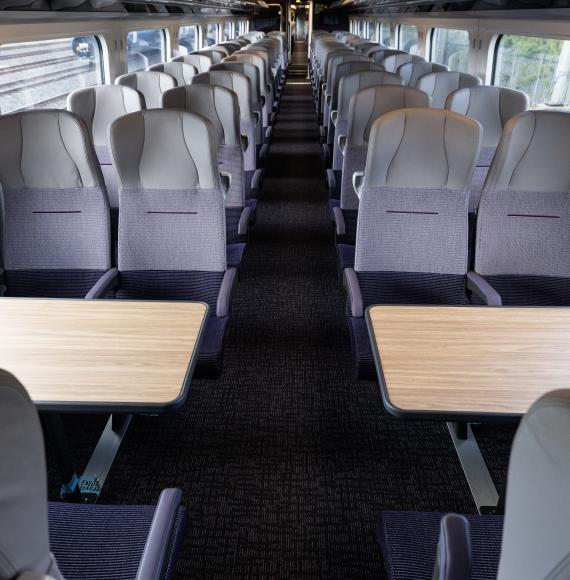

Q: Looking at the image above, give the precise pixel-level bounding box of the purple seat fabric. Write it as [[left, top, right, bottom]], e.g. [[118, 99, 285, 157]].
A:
[[336, 243, 355, 271], [48, 501, 188, 580], [194, 315, 231, 379], [227, 243, 247, 269], [377, 511, 503, 580], [482, 275, 570, 306], [226, 206, 248, 245]]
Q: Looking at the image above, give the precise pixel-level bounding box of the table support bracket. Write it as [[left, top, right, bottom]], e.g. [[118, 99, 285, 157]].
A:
[[447, 422, 499, 515]]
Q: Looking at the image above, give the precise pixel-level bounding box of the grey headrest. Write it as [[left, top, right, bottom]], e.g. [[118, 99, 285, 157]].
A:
[[210, 62, 261, 110], [483, 111, 570, 193], [331, 62, 383, 104], [398, 61, 449, 86], [337, 70, 402, 120], [347, 86, 430, 146], [0, 371, 63, 580], [416, 71, 481, 108], [363, 108, 481, 189], [194, 49, 225, 64], [115, 71, 176, 109], [327, 54, 371, 91], [355, 41, 381, 55], [224, 53, 267, 94], [110, 109, 219, 190], [192, 71, 253, 119], [67, 85, 143, 150], [148, 62, 197, 86], [371, 49, 405, 65], [171, 54, 212, 73], [382, 53, 425, 73], [0, 110, 103, 190], [497, 390, 570, 580], [446, 86, 528, 148], [162, 84, 240, 146], [212, 45, 231, 56], [236, 50, 271, 83]]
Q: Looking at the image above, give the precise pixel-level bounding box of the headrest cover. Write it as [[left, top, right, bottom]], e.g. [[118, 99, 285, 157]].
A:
[[483, 111, 570, 193], [0, 110, 103, 190], [363, 108, 481, 190], [148, 62, 197, 86], [115, 71, 176, 109], [416, 71, 481, 108]]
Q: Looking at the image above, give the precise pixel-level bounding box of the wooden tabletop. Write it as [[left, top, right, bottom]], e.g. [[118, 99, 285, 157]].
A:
[[0, 298, 208, 412], [367, 305, 570, 420]]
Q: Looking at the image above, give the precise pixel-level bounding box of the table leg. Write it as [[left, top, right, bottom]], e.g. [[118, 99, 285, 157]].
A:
[[447, 422, 500, 515]]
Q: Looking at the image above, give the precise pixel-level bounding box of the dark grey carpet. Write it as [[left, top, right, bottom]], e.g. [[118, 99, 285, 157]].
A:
[[46, 42, 516, 579]]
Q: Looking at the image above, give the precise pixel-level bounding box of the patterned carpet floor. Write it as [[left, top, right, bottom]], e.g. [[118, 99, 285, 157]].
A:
[[46, 42, 517, 579]]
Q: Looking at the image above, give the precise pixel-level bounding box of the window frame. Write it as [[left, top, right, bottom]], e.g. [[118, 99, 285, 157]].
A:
[[429, 26, 470, 72], [398, 23, 419, 53], [125, 27, 167, 73], [205, 22, 220, 47], [178, 24, 200, 55]]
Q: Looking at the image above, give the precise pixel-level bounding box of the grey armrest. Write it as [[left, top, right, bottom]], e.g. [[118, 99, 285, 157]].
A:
[[17, 572, 58, 580], [332, 206, 346, 236], [326, 168, 336, 192], [253, 111, 260, 125], [322, 82, 327, 93], [338, 134, 347, 153], [331, 110, 338, 126], [238, 206, 253, 236], [432, 514, 471, 580], [352, 172, 365, 199], [220, 171, 232, 199], [217, 267, 237, 317], [251, 168, 264, 191], [240, 133, 249, 152], [136, 489, 183, 580], [466, 271, 502, 306], [85, 268, 119, 299], [261, 95, 266, 107], [343, 268, 363, 318]]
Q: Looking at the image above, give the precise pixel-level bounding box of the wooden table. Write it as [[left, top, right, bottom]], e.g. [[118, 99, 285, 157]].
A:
[[366, 305, 570, 513], [0, 298, 208, 501]]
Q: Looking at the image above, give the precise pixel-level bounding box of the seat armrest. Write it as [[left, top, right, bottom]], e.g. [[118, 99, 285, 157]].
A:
[[240, 133, 249, 152], [432, 514, 471, 580], [136, 489, 183, 580], [220, 172, 232, 199], [337, 134, 347, 153], [343, 268, 363, 318], [85, 268, 119, 299], [260, 95, 266, 107], [332, 206, 346, 236], [238, 206, 253, 236], [352, 172, 365, 199], [253, 111, 260, 125], [466, 272, 502, 306], [326, 168, 336, 192], [217, 268, 237, 317], [331, 110, 338, 126]]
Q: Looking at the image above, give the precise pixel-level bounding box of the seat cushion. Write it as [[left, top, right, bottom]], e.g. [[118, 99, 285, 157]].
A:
[[484, 274, 570, 306], [48, 502, 187, 580], [5, 270, 107, 299], [377, 511, 503, 580]]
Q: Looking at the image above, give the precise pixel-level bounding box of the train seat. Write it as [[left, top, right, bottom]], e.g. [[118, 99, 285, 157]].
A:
[[381, 53, 425, 73], [471, 111, 570, 306], [148, 61, 198, 86], [109, 109, 236, 378], [377, 389, 570, 580], [193, 48, 225, 64], [0, 370, 188, 580], [115, 70, 176, 109], [172, 53, 212, 73], [0, 110, 113, 299], [343, 109, 481, 379], [397, 61, 449, 86], [332, 86, 430, 250], [416, 70, 481, 108], [370, 48, 406, 65], [446, 85, 529, 213]]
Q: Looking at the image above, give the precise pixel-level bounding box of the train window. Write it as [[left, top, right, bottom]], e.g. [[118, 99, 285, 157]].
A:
[[178, 25, 199, 55], [0, 37, 103, 114], [399, 24, 419, 54], [430, 28, 470, 72], [494, 34, 570, 109], [380, 22, 392, 46], [223, 22, 233, 42], [357, 20, 366, 38], [367, 22, 378, 42], [206, 23, 219, 46], [126, 29, 165, 72]]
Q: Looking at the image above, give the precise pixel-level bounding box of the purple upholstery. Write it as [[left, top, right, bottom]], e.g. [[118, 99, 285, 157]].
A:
[[347, 316, 375, 380], [337, 209, 358, 245], [336, 243, 355, 271], [194, 315, 231, 379], [5, 270, 107, 299], [227, 243, 247, 269], [483, 275, 570, 306], [377, 511, 503, 580]]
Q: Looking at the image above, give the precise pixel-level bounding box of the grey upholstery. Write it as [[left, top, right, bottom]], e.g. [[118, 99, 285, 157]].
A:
[[115, 71, 176, 109], [483, 111, 570, 193], [0, 371, 63, 580], [194, 49, 225, 64], [171, 53, 212, 73], [497, 390, 570, 580], [381, 53, 425, 73], [340, 87, 430, 210], [109, 109, 219, 191], [148, 62, 197, 86], [371, 48, 405, 65], [163, 85, 245, 208], [67, 85, 143, 209], [360, 108, 481, 190], [416, 71, 481, 108], [398, 61, 449, 86]]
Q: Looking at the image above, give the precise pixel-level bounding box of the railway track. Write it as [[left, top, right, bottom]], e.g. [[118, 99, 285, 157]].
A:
[[1, 55, 78, 75], [0, 41, 69, 61]]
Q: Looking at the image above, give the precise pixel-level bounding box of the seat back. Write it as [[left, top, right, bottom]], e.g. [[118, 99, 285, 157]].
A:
[[171, 53, 212, 73], [115, 71, 176, 109], [210, 62, 261, 112], [0, 371, 63, 580], [225, 53, 268, 100], [330, 61, 383, 112], [163, 85, 244, 208], [497, 390, 570, 580], [382, 53, 425, 73], [370, 48, 406, 65], [354, 41, 381, 55], [340, 87, 430, 210], [0, 110, 111, 298], [398, 61, 448, 86], [416, 71, 481, 108], [148, 62, 197, 86], [110, 110, 226, 301], [194, 49, 225, 64], [192, 70, 253, 120]]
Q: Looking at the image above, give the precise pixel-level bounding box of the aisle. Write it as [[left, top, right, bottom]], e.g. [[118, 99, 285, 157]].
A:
[[48, 41, 513, 579]]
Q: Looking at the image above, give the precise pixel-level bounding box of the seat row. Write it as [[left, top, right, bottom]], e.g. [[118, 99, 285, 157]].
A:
[[0, 30, 290, 379]]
